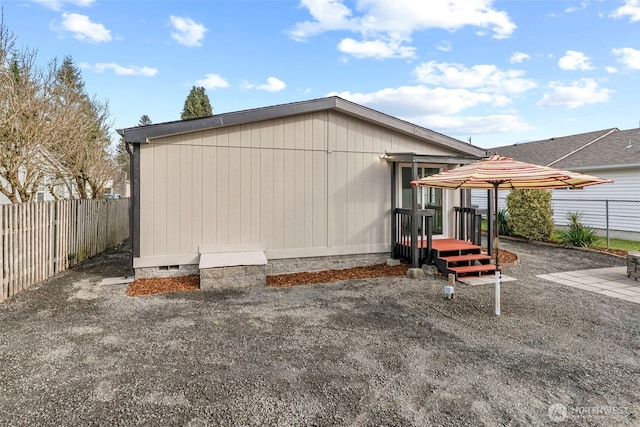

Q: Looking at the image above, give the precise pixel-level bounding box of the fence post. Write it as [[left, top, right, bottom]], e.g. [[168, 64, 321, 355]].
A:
[[605, 199, 610, 248]]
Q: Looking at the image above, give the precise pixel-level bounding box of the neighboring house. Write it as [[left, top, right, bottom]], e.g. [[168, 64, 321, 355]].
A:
[[0, 149, 76, 204], [472, 128, 640, 235], [118, 96, 487, 287]]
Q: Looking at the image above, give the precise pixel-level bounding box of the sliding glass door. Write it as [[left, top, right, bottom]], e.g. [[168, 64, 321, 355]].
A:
[[400, 166, 444, 235]]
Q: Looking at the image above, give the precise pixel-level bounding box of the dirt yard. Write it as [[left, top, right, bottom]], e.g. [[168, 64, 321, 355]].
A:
[[0, 239, 638, 426]]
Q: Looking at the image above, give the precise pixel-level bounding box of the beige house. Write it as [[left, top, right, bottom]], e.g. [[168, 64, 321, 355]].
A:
[[118, 97, 487, 287]]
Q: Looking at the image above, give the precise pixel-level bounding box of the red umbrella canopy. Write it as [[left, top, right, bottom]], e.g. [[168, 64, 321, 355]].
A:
[[411, 155, 613, 190]]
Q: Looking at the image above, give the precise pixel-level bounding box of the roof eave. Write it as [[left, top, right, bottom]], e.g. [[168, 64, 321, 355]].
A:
[[117, 96, 486, 158]]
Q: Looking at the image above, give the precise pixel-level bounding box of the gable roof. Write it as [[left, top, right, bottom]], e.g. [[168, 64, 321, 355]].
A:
[[117, 96, 486, 158], [488, 128, 640, 171]]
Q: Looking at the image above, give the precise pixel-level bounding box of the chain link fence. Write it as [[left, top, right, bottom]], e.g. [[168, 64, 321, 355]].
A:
[[551, 198, 640, 243], [470, 193, 640, 245]]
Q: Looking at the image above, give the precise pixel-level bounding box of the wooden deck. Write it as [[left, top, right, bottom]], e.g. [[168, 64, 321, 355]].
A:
[[398, 238, 496, 279]]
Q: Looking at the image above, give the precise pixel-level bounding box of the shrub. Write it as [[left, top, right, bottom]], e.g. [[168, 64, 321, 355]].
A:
[[506, 189, 554, 241], [497, 208, 512, 236], [558, 212, 598, 248]]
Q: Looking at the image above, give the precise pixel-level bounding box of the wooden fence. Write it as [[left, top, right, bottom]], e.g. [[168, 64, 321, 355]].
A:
[[1, 198, 130, 302]]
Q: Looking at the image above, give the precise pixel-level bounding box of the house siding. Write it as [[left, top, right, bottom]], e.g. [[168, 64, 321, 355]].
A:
[[137, 110, 465, 267]]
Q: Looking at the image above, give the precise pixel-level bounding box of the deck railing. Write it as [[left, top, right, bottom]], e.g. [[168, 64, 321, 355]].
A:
[[454, 206, 483, 247], [392, 207, 484, 268], [392, 208, 434, 268]]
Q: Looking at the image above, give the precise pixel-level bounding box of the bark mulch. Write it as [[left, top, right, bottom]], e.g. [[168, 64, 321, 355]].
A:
[[126, 249, 520, 296]]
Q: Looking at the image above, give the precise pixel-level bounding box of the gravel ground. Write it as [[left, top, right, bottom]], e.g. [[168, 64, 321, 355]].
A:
[[1, 239, 638, 426]]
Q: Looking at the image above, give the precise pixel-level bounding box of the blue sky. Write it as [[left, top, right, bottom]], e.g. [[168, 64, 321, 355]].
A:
[[2, 0, 639, 148]]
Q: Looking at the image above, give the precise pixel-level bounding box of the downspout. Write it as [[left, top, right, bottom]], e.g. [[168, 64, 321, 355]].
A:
[[125, 140, 134, 274]]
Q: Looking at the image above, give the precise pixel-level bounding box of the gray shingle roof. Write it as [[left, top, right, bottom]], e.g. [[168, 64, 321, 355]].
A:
[[117, 96, 487, 158], [488, 128, 640, 170]]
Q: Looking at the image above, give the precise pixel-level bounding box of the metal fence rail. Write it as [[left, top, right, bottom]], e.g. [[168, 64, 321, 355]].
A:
[[1, 198, 130, 302], [551, 198, 640, 243], [471, 193, 640, 244]]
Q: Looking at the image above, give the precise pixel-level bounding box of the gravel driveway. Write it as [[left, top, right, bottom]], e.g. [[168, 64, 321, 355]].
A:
[[1, 239, 638, 426]]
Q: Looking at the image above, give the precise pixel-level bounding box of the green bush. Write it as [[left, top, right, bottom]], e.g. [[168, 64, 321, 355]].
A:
[[497, 208, 512, 236], [506, 189, 554, 241], [558, 212, 598, 248]]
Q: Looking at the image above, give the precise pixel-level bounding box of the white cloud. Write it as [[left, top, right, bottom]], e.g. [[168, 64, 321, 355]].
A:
[[418, 114, 533, 135], [436, 40, 452, 52], [170, 16, 207, 47], [331, 86, 497, 116], [330, 87, 531, 134], [257, 77, 286, 92], [338, 37, 416, 59], [194, 74, 230, 89], [610, 0, 640, 22], [612, 47, 640, 70], [56, 13, 111, 43], [413, 61, 537, 94], [242, 77, 286, 92], [536, 78, 612, 109], [80, 62, 158, 76], [558, 50, 593, 71], [289, 0, 516, 59], [510, 52, 530, 64], [565, 1, 589, 13], [32, 0, 94, 11]]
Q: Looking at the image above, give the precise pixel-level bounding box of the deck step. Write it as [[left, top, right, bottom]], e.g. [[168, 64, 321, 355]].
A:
[[449, 264, 497, 275], [440, 254, 491, 263]]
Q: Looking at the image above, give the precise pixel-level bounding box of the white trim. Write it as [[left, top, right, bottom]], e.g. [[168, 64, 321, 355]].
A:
[[199, 251, 267, 269], [198, 244, 265, 254]]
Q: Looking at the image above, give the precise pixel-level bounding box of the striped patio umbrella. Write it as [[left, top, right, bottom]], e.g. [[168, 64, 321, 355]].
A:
[[411, 155, 613, 315]]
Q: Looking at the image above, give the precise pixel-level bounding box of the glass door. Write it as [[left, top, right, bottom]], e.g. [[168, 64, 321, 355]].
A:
[[401, 165, 444, 235]]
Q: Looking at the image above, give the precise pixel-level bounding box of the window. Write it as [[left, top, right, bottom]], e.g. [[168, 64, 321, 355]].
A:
[[400, 165, 444, 234]]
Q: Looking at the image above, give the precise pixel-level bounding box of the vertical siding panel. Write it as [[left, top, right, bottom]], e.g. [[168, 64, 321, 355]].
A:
[[283, 149, 296, 249], [272, 148, 285, 249], [217, 128, 229, 147], [304, 114, 313, 151], [228, 147, 242, 245], [239, 147, 252, 244], [273, 119, 284, 150], [294, 150, 305, 248], [283, 117, 295, 150], [347, 151, 356, 245], [216, 147, 230, 245], [334, 152, 348, 246], [295, 119, 305, 152], [312, 150, 327, 246], [165, 143, 181, 254], [180, 143, 193, 253], [251, 123, 261, 149], [312, 113, 325, 151], [304, 150, 313, 246], [202, 146, 217, 244], [260, 148, 274, 248], [261, 122, 274, 149], [326, 112, 336, 248], [239, 124, 252, 148], [250, 147, 261, 243], [191, 143, 203, 251], [151, 143, 166, 256]]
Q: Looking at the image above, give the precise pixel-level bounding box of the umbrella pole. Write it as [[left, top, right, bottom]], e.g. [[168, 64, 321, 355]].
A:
[[494, 182, 501, 316]]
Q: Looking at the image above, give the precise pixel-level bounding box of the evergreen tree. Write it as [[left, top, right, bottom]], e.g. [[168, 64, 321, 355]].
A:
[[138, 114, 152, 126], [115, 114, 152, 180], [180, 86, 212, 119]]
